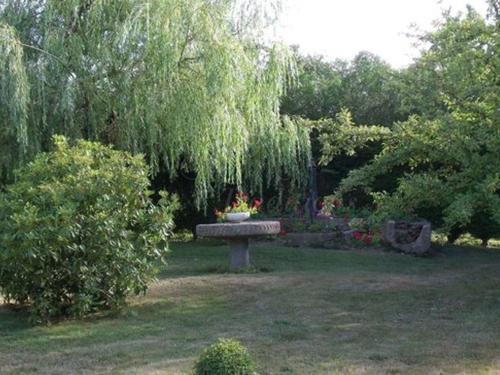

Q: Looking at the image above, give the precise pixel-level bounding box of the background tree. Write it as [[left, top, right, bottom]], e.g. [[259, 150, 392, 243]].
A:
[[323, 7, 499, 244], [281, 50, 406, 126], [280, 51, 406, 200], [337, 52, 407, 127], [280, 51, 342, 120], [0, 0, 310, 207]]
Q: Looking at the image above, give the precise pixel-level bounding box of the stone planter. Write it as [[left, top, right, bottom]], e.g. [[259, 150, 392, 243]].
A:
[[283, 232, 341, 249], [225, 212, 250, 223], [383, 220, 431, 255]]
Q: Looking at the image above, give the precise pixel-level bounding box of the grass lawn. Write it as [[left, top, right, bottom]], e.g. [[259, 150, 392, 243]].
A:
[[1, 240, 500, 374]]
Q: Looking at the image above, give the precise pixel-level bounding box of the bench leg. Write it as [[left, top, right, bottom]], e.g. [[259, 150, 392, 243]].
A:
[[228, 238, 250, 271]]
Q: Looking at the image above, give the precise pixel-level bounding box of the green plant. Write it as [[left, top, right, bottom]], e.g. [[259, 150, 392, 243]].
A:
[[307, 221, 338, 233], [282, 218, 339, 234], [171, 229, 194, 243], [215, 192, 262, 221], [0, 136, 178, 323], [320, 198, 373, 223], [193, 338, 256, 375], [284, 219, 308, 233], [349, 218, 369, 232]]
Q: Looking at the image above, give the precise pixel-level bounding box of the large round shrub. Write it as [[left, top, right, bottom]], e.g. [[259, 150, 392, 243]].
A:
[[0, 136, 178, 322], [194, 339, 256, 375]]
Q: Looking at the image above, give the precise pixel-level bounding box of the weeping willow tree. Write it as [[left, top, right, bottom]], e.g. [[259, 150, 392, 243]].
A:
[[0, 0, 310, 206]]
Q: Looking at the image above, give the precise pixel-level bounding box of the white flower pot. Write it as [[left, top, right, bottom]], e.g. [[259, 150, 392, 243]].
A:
[[225, 212, 250, 223]]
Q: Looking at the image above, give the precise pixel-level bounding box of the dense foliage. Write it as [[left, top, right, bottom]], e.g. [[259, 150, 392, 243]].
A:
[[0, 0, 310, 207], [322, 7, 500, 243], [310, 109, 391, 165], [281, 51, 406, 126], [194, 339, 255, 375], [279, 51, 406, 202], [0, 137, 178, 322]]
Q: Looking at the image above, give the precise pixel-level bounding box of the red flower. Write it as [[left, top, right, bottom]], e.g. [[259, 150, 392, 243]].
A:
[[353, 231, 362, 241], [333, 199, 342, 208], [319, 200, 325, 208], [362, 234, 373, 245], [253, 199, 262, 209], [232, 201, 237, 208]]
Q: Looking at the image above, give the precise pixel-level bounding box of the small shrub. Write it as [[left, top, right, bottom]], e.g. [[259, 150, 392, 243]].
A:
[[351, 231, 382, 247], [307, 221, 338, 233], [285, 219, 308, 233], [0, 136, 178, 322], [194, 339, 256, 375], [282, 218, 339, 233], [348, 217, 369, 232]]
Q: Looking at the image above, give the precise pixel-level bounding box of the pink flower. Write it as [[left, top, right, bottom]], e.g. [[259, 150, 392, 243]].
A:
[[353, 231, 362, 241], [362, 234, 373, 245]]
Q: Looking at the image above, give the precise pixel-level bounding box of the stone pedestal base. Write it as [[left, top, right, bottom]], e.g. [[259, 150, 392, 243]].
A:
[[229, 238, 250, 271], [195, 221, 280, 272]]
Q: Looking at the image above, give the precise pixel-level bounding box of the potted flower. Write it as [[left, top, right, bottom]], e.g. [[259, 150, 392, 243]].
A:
[[214, 192, 262, 223]]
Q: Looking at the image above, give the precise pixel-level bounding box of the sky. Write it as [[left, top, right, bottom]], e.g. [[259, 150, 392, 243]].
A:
[[274, 0, 489, 68]]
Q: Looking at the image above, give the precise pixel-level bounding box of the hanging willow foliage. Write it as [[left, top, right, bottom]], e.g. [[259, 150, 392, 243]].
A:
[[0, 0, 310, 206], [0, 23, 29, 182]]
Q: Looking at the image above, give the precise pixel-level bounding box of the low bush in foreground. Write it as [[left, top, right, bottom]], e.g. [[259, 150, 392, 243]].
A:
[[0, 136, 178, 322], [194, 339, 256, 375]]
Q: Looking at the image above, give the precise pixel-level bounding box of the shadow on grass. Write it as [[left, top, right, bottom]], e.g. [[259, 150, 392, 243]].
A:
[[0, 304, 32, 332], [0, 294, 226, 352]]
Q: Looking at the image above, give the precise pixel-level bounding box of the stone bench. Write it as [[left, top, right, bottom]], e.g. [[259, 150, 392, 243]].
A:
[[196, 221, 280, 271]]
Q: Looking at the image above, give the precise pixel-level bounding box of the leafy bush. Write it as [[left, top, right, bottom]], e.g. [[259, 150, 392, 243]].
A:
[[281, 217, 339, 234], [284, 219, 308, 233], [194, 339, 256, 375], [348, 218, 369, 232], [0, 136, 178, 322], [306, 221, 338, 233]]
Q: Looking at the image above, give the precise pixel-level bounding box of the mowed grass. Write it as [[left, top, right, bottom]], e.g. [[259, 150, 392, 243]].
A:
[[1, 240, 500, 374]]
